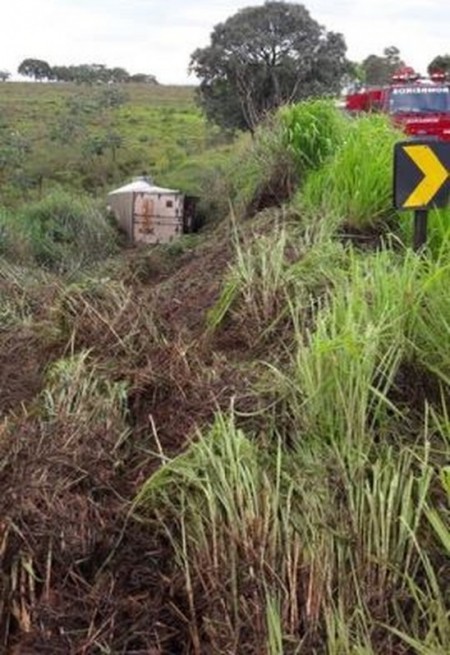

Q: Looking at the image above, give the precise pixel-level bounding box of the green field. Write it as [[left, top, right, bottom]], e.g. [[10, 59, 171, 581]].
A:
[[1, 86, 450, 654], [0, 81, 234, 206]]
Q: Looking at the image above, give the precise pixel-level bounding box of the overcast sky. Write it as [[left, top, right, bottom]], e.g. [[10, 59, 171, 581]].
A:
[[1, 0, 448, 84]]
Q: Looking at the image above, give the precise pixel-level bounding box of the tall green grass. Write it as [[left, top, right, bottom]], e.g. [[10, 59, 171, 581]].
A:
[[409, 256, 450, 384], [400, 206, 450, 258], [228, 99, 348, 218], [135, 410, 445, 652], [208, 217, 346, 339], [279, 99, 347, 175], [271, 249, 424, 451], [228, 124, 297, 216], [135, 414, 328, 652], [299, 115, 402, 229]]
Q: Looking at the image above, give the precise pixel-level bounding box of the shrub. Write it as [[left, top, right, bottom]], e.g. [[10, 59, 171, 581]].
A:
[[7, 191, 118, 272], [279, 99, 347, 174]]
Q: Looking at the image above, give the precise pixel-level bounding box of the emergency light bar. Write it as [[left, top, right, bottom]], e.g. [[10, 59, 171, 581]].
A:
[[430, 70, 448, 83], [391, 66, 420, 83]]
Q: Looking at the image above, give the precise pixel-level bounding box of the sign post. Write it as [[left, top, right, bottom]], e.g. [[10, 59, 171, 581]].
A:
[[413, 209, 428, 251], [393, 141, 450, 251]]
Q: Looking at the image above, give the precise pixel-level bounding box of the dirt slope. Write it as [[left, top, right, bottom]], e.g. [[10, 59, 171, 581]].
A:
[[0, 228, 258, 653]]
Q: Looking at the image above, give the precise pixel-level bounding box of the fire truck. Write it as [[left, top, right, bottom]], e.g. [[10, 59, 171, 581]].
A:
[[345, 67, 450, 141]]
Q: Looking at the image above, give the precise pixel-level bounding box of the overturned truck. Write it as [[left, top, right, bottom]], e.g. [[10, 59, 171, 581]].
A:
[[108, 178, 199, 245]]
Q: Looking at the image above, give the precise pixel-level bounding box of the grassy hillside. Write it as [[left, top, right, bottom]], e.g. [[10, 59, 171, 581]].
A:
[[0, 81, 233, 206], [1, 95, 450, 654]]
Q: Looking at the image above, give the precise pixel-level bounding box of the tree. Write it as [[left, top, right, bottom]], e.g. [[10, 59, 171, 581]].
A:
[[51, 65, 72, 82], [428, 54, 450, 76], [361, 46, 404, 85], [342, 61, 365, 88], [68, 64, 106, 85], [384, 46, 403, 70], [109, 67, 130, 83], [189, 1, 348, 132], [129, 73, 158, 84], [18, 58, 52, 81], [0, 70, 10, 82], [51, 63, 136, 85]]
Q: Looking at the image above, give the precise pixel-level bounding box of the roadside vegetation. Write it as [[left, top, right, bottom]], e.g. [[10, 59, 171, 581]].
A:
[[1, 82, 450, 655]]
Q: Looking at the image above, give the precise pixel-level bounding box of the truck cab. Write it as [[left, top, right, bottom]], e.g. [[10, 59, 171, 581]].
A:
[[386, 82, 450, 140], [345, 68, 450, 141]]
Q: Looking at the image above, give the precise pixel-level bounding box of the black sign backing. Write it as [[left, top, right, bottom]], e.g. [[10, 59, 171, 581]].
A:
[[394, 141, 450, 210]]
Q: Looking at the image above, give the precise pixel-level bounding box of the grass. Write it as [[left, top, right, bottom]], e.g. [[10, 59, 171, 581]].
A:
[[279, 99, 347, 175], [399, 206, 450, 263], [135, 414, 311, 653], [42, 349, 128, 424], [0, 257, 53, 328], [226, 100, 347, 218], [208, 214, 345, 338], [135, 179, 450, 651], [0, 190, 119, 273], [0, 82, 232, 209], [272, 249, 420, 447], [1, 97, 450, 653], [299, 114, 403, 229], [227, 125, 296, 216]]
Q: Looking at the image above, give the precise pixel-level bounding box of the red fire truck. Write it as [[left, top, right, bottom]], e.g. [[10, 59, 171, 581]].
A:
[[345, 67, 450, 141]]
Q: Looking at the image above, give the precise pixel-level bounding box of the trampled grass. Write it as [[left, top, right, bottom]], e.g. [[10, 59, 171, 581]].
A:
[[42, 349, 128, 425]]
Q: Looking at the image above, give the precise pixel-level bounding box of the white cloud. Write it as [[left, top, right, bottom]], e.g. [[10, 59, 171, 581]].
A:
[[0, 0, 449, 83]]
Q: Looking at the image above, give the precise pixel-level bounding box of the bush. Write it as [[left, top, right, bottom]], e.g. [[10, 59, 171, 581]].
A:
[[2, 191, 118, 272], [279, 99, 347, 174]]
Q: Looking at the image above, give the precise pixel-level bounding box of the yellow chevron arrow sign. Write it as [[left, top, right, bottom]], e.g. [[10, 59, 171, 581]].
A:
[[402, 145, 449, 208]]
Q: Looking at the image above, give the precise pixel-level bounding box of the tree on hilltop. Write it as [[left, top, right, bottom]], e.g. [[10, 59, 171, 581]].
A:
[[428, 54, 450, 76], [189, 1, 348, 132], [0, 70, 10, 82], [129, 73, 158, 84], [51, 63, 155, 84], [109, 67, 130, 83], [18, 58, 52, 81], [361, 46, 404, 85]]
